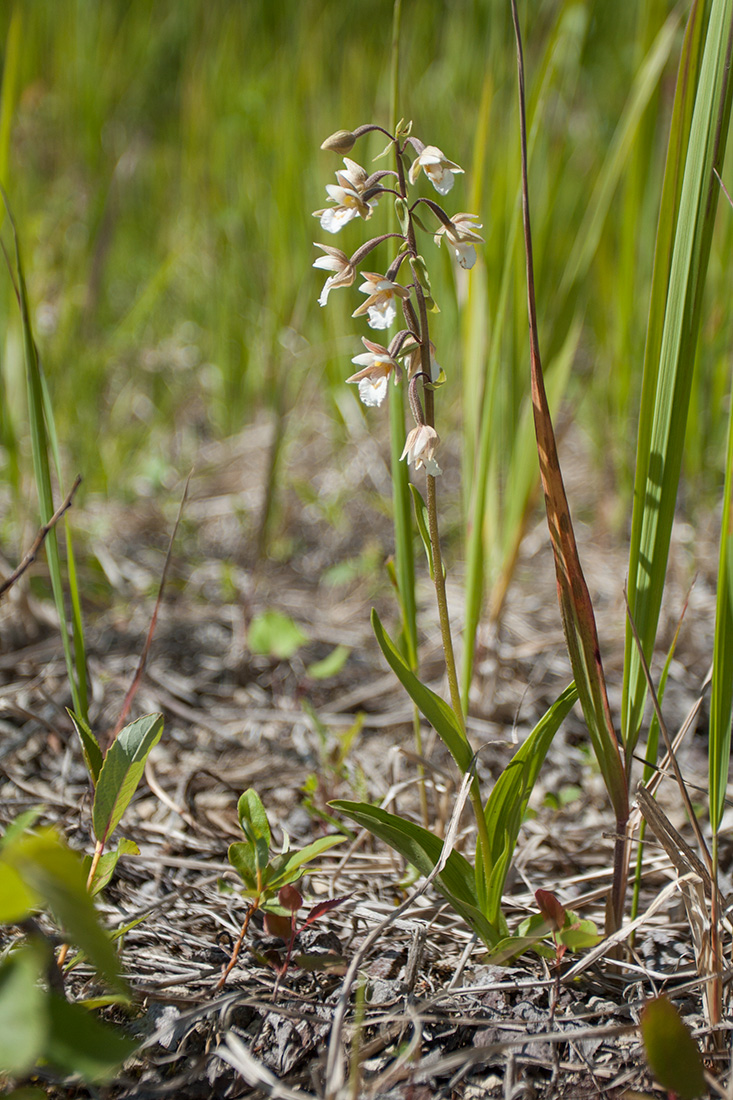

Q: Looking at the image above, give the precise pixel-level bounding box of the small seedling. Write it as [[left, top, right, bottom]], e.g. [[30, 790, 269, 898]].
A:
[[487, 888, 600, 967], [68, 710, 163, 896], [217, 788, 345, 989]]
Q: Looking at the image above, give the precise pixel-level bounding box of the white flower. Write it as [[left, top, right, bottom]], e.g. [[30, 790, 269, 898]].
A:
[[312, 158, 376, 234], [434, 212, 484, 269], [313, 244, 354, 306], [408, 145, 464, 195], [337, 158, 368, 191], [401, 424, 442, 476], [401, 339, 442, 381], [346, 337, 400, 407], [351, 272, 411, 330]]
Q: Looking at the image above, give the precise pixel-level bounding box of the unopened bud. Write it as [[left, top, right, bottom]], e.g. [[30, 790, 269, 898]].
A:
[[320, 129, 356, 154]]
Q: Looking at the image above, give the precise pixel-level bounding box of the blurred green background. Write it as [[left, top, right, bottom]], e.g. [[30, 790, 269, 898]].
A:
[[0, 0, 729, 536]]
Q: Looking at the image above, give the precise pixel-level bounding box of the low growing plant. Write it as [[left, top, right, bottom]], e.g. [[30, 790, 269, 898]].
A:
[[217, 788, 345, 988]]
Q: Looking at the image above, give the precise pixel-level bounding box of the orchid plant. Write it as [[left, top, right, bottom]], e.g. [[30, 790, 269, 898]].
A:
[[312, 123, 581, 950]]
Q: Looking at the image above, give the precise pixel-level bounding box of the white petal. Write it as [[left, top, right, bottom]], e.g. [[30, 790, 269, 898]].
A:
[[350, 352, 375, 367], [455, 243, 477, 269], [358, 375, 388, 406], [313, 255, 342, 271], [320, 207, 357, 234], [426, 167, 454, 195], [366, 300, 396, 330]]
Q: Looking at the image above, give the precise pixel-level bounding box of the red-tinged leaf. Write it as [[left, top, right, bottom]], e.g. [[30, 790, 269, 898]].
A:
[[278, 885, 302, 913], [535, 889, 565, 931], [640, 996, 705, 1099], [264, 912, 293, 940], [300, 894, 352, 931]]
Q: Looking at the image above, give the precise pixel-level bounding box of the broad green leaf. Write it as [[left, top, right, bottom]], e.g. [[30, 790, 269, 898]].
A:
[[641, 996, 705, 1099], [0, 942, 47, 1076], [68, 708, 103, 786], [248, 611, 307, 659], [483, 683, 577, 927], [92, 713, 163, 843], [558, 917, 601, 951], [228, 841, 258, 891], [331, 800, 498, 947], [7, 828, 125, 993], [237, 788, 271, 848], [87, 837, 139, 897], [0, 860, 37, 922], [371, 609, 472, 773], [265, 834, 346, 888], [45, 993, 137, 1083]]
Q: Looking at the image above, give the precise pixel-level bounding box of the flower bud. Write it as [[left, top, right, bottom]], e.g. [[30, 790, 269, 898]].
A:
[[320, 129, 356, 154]]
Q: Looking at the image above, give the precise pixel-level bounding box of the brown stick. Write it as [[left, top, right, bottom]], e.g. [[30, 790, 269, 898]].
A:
[[0, 474, 82, 599]]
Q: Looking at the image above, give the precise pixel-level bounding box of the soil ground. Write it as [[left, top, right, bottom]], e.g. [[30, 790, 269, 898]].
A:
[[0, 418, 729, 1099]]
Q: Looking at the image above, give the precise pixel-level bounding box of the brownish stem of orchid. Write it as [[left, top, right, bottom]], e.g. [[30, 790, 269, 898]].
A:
[[216, 900, 258, 991]]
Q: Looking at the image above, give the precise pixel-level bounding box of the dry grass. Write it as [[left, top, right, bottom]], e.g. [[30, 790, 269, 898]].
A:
[[0, 417, 728, 1098]]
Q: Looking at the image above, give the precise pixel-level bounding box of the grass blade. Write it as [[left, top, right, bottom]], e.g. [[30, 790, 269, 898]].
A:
[[623, 0, 733, 755]]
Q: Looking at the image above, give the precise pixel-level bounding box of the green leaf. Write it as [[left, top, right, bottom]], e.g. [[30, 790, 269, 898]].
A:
[[265, 834, 345, 889], [371, 609, 472, 772], [87, 837, 139, 896], [92, 713, 163, 844], [0, 942, 47, 1076], [624, 0, 733, 754], [45, 993, 137, 1083], [248, 610, 307, 659], [558, 916, 601, 951], [331, 800, 497, 947], [228, 841, 258, 890], [237, 788, 271, 848], [306, 645, 350, 680], [709, 370, 733, 836], [409, 484, 436, 579], [483, 683, 578, 926], [641, 996, 705, 1099], [68, 708, 103, 786], [0, 859, 38, 922], [6, 828, 125, 993]]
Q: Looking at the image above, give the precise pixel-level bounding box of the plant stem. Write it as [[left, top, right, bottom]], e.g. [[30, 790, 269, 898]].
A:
[[216, 901, 258, 990]]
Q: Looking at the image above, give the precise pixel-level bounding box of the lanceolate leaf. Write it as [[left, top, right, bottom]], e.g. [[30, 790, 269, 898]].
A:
[[265, 835, 346, 888], [483, 683, 578, 927], [709, 375, 733, 836], [68, 709, 103, 786], [92, 714, 163, 844], [624, 0, 733, 754], [331, 801, 498, 947], [371, 609, 473, 773], [237, 789, 271, 848]]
